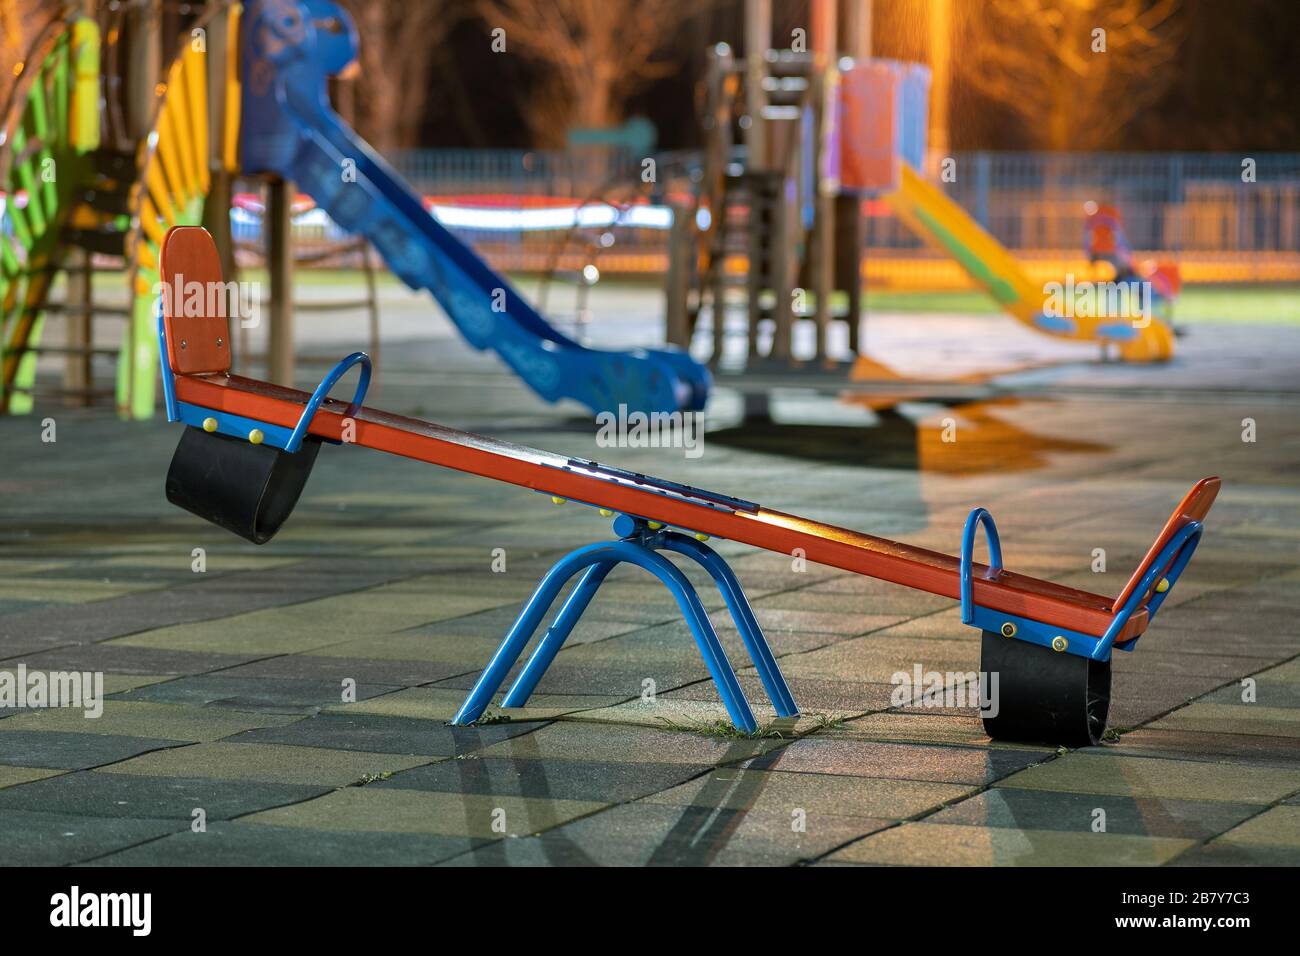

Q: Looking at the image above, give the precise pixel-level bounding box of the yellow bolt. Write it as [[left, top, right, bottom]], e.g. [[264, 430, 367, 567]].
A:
[[1155, 577, 1170, 593], [550, 496, 565, 505], [694, 533, 710, 542], [1000, 622, 1017, 638], [1051, 636, 1068, 653], [647, 521, 663, 530], [599, 509, 613, 517], [248, 429, 264, 445], [202, 417, 217, 433]]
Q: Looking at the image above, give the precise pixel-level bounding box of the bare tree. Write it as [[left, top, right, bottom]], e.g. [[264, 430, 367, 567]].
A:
[[956, 0, 1183, 150], [0, 0, 54, 115], [475, 0, 705, 147], [337, 0, 461, 153]]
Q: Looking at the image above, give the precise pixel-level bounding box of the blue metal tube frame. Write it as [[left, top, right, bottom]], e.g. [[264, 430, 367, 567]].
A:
[[454, 515, 802, 732], [959, 512, 1203, 662], [285, 351, 372, 452], [1099, 520, 1202, 656], [657, 532, 798, 718], [500, 562, 615, 707], [157, 298, 372, 455], [960, 507, 1004, 625], [157, 305, 179, 422], [451, 539, 761, 733]]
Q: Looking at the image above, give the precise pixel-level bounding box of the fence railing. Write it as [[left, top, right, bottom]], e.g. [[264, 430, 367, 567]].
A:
[[236, 150, 1300, 283]]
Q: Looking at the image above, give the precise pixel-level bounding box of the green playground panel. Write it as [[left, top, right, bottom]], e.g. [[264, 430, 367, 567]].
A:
[[1, 19, 101, 415]]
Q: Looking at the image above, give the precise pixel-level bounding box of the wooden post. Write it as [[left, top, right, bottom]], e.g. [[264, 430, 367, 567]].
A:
[[708, 190, 729, 365], [664, 202, 691, 348], [746, 176, 766, 361], [835, 193, 863, 354], [810, 0, 837, 364], [124, 0, 160, 141], [840, 0, 872, 60], [62, 250, 92, 406], [202, 4, 236, 289], [744, 0, 772, 362], [743, 0, 770, 172], [267, 177, 295, 387], [769, 172, 793, 362], [838, 0, 870, 354]]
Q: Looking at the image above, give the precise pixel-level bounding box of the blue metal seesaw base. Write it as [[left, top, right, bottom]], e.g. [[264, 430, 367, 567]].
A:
[[451, 514, 798, 733]]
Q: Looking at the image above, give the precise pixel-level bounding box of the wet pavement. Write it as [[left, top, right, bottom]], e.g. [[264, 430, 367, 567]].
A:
[[2, 299, 1298, 866]]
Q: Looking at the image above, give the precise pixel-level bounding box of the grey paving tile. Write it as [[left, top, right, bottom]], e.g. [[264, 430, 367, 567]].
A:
[[926, 787, 1262, 840], [230, 713, 550, 757], [441, 803, 889, 866], [0, 770, 329, 821], [746, 738, 1047, 785], [1169, 843, 1300, 866], [374, 756, 710, 802], [6, 645, 255, 677], [112, 675, 403, 713], [0, 557, 422, 647], [1113, 728, 1300, 767], [87, 821, 483, 866], [218, 654, 470, 687], [433, 662, 707, 697], [474, 720, 781, 765], [826, 822, 1193, 866], [0, 730, 183, 770], [0, 808, 182, 866]]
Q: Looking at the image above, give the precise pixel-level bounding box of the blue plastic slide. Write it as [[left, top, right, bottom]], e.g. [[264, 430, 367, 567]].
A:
[[239, 0, 709, 415]]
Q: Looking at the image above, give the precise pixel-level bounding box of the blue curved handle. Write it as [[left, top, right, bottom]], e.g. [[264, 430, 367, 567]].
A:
[[1098, 520, 1202, 656], [960, 507, 1004, 624], [286, 351, 372, 452]]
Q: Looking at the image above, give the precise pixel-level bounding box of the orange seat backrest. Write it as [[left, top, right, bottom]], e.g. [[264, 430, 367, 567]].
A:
[[1112, 477, 1220, 612], [160, 226, 232, 375]]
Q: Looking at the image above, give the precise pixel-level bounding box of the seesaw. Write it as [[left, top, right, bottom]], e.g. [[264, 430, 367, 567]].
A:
[[155, 226, 1218, 747]]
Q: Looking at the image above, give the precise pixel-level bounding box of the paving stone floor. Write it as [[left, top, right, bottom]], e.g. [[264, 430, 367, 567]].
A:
[[2, 308, 1298, 866]]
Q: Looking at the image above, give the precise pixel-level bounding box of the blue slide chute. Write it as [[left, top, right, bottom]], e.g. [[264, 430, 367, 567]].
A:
[[239, 0, 709, 415]]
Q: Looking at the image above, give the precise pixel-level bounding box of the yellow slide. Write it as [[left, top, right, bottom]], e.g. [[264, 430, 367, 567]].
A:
[[884, 163, 1174, 362]]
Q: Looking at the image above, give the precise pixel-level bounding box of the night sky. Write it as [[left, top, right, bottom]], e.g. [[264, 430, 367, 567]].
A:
[[414, 0, 1300, 152]]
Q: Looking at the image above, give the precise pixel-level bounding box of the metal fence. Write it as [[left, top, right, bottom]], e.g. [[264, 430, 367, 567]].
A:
[[242, 150, 1300, 281], [870, 152, 1300, 254], [388, 148, 1300, 254]]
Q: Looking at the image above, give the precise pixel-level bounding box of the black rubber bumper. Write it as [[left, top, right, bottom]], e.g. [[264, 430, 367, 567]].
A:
[[165, 426, 320, 544], [980, 629, 1111, 748]]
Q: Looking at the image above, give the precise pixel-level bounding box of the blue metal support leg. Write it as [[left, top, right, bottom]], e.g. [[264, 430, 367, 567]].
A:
[[453, 515, 800, 732], [451, 538, 759, 733], [500, 562, 616, 708], [658, 532, 798, 718]]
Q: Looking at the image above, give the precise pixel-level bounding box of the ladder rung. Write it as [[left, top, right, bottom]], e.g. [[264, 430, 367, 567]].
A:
[[7, 344, 119, 357], [38, 303, 131, 318]]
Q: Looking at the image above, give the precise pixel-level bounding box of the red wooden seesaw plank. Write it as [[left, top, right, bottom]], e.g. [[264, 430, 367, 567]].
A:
[[172, 371, 1153, 641]]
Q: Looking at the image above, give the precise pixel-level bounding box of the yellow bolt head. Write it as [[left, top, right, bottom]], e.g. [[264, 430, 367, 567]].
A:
[[1051, 636, 1068, 653], [202, 417, 218, 433], [694, 533, 710, 542], [550, 496, 566, 505], [647, 521, 663, 530], [1000, 622, 1017, 638], [599, 509, 613, 517], [1155, 577, 1170, 593], [248, 429, 264, 445]]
